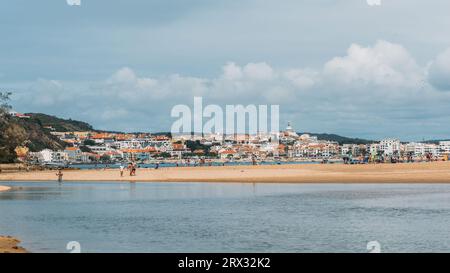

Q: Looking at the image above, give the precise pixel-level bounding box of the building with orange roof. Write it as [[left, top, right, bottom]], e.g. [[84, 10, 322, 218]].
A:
[[64, 147, 82, 162], [121, 147, 158, 161], [193, 149, 205, 155], [218, 149, 238, 159]]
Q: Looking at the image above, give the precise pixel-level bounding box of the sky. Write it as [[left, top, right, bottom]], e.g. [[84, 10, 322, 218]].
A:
[[2, 0, 450, 140]]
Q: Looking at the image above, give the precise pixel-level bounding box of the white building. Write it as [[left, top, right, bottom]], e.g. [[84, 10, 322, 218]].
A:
[[111, 140, 143, 150], [405, 142, 440, 157], [52, 151, 68, 163], [341, 144, 355, 156], [284, 122, 299, 138], [87, 145, 110, 155], [32, 149, 68, 163], [368, 144, 379, 156], [379, 139, 401, 156], [439, 141, 450, 154], [37, 149, 53, 163]]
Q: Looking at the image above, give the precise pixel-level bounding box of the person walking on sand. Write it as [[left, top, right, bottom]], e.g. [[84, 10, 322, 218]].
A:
[[131, 163, 137, 176], [120, 165, 124, 177], [128, 163, 133, 176], [56, 169, 63, 183]]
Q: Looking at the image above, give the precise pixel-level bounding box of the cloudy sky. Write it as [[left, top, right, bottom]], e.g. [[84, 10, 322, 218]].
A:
[[2, 0, 450, 140]]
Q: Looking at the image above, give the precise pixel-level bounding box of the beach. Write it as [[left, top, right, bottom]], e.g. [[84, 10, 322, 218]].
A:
[[0, 186, 11, 192], [1, 161, 450, 183], [0, 236, 27, 253]]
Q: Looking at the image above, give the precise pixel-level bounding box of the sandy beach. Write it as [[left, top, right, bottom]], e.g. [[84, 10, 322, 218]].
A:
[[0, 236, 27, 253], [0, 186, 11, 192], [1, 161, 450, 183]]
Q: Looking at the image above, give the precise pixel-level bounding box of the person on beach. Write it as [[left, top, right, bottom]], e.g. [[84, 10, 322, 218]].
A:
[[128, 163, 133, 176], [252, 155, 257, 166], [56, 169, 63, 182], [155, 162, 159, 170], [120, 165, 124, 177]]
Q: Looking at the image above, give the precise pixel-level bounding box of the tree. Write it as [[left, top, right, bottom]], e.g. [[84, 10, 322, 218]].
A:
[[158, 152, 172, 158], [0, 92, 12, 118], [186, 140, 211, 153], [0, 92, 22, 163], [79, 145, 92, 153], [100, 154, 111, 162], [83, 139, 96, 146]]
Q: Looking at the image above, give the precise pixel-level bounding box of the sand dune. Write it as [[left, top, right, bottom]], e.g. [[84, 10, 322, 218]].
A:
[[0, 236, 27, 253], [1, 161, 450, 183]]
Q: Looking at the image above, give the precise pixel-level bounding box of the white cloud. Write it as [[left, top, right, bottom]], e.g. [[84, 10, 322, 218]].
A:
[[428, 48, 450, 91], [284, 69, 318, 89], [107, 67, 138, 84], [27, 79, 67, 107], [243, 62, 274, 80], [324, 40, 424, 88], [107, 67, 158, 89], [13, 40, 450, 139], [100, 108, 129, 121], [222, 62, 243, 80]]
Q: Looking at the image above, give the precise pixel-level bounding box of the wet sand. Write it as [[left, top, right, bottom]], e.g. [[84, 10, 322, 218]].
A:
[[0, 186, 11, 192], [1, 161, 450, 183], [0, 236, 27, 253]]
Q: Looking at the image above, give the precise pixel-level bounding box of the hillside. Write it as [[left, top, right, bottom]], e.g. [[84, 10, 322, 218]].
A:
[[0, 113, 95, 163], [299, 132, 374, 145], [423, 139, 450, 145], [26, 113, 93, 132], [0, 116, 68, 162], [14, 117, 67, 151]]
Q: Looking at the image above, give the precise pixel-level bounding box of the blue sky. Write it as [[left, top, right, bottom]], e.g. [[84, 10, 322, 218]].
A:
[[2, 0, 450, 140]]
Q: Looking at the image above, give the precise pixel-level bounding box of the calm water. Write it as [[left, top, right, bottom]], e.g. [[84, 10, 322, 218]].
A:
[[1, 182, 449, 253]]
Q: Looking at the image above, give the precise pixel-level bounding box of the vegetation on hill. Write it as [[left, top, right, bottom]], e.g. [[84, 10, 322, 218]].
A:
[[0, 92, 16, 162], [0, 93, 67, 163], [299, 132, 374, 145], [12, 117, 67, 152], [422, 139, 450, 144], [26, 113, 93, 132]]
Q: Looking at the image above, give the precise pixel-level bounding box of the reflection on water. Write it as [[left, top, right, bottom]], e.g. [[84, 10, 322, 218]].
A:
[[1, 182, 449, 253]]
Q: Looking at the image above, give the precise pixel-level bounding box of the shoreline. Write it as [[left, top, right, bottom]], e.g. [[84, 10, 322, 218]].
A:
[[1, 161, 450, 184], [0, 236, 27, 253], [0, 186, 11, 192]]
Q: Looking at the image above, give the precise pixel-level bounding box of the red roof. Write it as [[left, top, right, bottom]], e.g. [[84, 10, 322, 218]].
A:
[[121, 147, 157, 154], [220, 150, 237, 154]]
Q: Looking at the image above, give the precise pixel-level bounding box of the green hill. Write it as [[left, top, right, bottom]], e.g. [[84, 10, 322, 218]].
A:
[[299, 132, 374, 145], [0, 115, 68, 163], [1, 93, 95, 162], [11, 117, 67, 151], [26, 113, 93, 132]]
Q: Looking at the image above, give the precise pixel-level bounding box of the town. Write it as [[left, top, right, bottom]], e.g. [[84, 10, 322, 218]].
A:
[[11, 118, 450, 167]]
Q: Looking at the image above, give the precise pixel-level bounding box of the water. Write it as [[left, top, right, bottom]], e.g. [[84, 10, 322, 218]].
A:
[[0, 182, 449, 253]]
